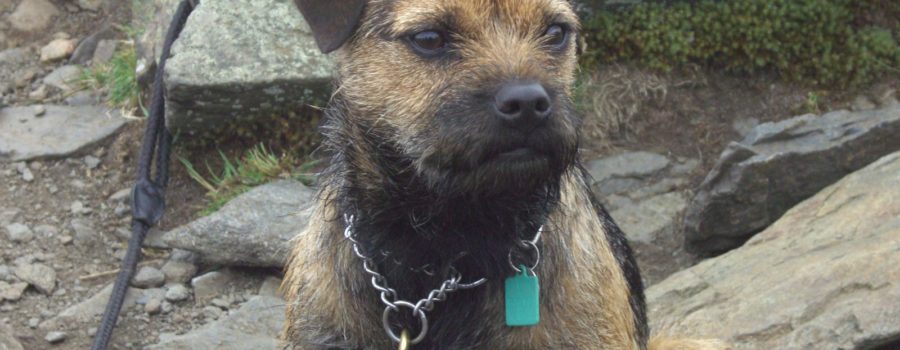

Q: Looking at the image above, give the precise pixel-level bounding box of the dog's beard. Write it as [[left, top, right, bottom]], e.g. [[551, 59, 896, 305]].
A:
[[411, 100, 580, 198]]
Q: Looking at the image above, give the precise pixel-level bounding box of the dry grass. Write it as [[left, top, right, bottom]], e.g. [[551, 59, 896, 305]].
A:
[[575, 65, 669, 140]]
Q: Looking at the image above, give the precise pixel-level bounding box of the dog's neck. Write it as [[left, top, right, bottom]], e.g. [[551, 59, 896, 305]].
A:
[[320, 101, 563, 292]]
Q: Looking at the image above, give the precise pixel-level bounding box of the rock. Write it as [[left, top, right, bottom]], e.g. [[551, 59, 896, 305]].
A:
[[132, 0, 181, 83], [132, 267, 166, 288], [191, 269, 261, 302], [4, 223, 34, 243], [684, 104, 900, 254], [257, 276, 283, 299], [649, 151, 900, 349], [77, 0, 104, 11], [69, 25, 116, 65], [91, 40, 117, 66], [83, 155, 101, 169], [851, 95, 877, 111], [165, 284, 190, 302], [8, 0, 59, 33], [0, 105, 127, 162], [107, 188, 131, 203], [152, 180, 315, 267], [587, 151, 670, 182], [163, 0, 333, 132], [40, 39, 77, 63], [42, 65, 82, 93], [148, 295, 284, 350], [42, 283, 140, 329], [0, 0, 14, 13], [145, 298, 163, 315], [0, 48, 33, 89], [65, 91, 99, 106], [610, 192, 687, 245], [732, 117, 759, 137], [0, 265, 12, 281], [44, 331, 66, 344], [161, 259, 198, 285], [0, 322, 25, 350], [0, 281, 29, 301], [27, 85, 47, 101], [13, 263, 55, 294]]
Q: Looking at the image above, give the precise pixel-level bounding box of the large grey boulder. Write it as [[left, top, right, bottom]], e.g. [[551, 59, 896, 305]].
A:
[[148, 295, 284, 350], [648, 151, 900, 350], [684, 103, 900, 254], [162, 0, 333, 133], [149, 180, 315, 267], [588, 151, 699, 284], [0, 105, 127, 162]]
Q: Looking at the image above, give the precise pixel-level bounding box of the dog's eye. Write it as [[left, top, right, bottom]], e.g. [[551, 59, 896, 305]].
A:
[[408, 30, 447, 56], [544, 24, 568, 49]]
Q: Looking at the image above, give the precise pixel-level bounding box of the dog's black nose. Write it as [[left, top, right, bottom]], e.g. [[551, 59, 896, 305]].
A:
[[493, 83, 551, 130]]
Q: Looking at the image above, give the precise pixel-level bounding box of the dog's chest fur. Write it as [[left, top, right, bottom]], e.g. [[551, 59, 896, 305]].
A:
[[283, 172, 646, 349]]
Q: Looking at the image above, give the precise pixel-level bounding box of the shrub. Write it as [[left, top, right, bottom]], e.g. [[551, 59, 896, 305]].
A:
[[581, 0, 899, 87]]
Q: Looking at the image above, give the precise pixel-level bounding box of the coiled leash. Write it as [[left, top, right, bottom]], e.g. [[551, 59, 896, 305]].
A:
[[90, 1, 195, 349]]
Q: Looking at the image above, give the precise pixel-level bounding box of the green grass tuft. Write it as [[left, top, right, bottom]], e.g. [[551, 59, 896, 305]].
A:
[[180, 144, 302, 216], [79, 44, 141, 109]]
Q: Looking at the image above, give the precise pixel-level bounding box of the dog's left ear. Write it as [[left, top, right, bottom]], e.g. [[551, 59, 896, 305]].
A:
[[294, 0, 366, 53]]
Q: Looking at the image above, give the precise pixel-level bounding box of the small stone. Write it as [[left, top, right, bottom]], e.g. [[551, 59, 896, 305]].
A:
[[28, 317, 40, 328], [84, 155, 101, 169], [77, 0, 103, 11], [42, 65, 82, 93], [34, 224, 58, 237], [59, 235, 73, 245], [28, 85, 47, 101], [33, 105, 46, 116], [40, 38, 77, 62], [8, 0, 60, 33], [145, 298, 163, 315], [92, 40, 117, 65], [132, 267, 166, 288], [4, 223, 34, 243], [14, 263, 56, 294], [850, 95, 877, 111], [210, 297, 230, 309], [70, 201, 85, 214], [108, 188, 131, 202], [165, 284, 190, 302], [161, 259, 198, 285], [202, 305, 223, 320], [0, 281, 29, 301], [0, 265, 11, 281], [161, 301, 174, 314], [45, 331, 67, 344], [257, 276, 283, 298]]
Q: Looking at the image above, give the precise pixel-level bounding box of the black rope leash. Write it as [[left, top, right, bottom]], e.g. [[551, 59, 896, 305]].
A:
[[90, 1, 195, 349]]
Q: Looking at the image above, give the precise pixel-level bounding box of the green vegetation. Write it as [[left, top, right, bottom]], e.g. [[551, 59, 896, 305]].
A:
[[79, 25, 143, 110], [179, 144, 319, 216], [581, 0, 899, 87]]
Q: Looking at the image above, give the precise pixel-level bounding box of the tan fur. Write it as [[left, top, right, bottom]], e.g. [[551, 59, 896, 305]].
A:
[[282, 0, 727, 348], [283, 173, 639, 349]]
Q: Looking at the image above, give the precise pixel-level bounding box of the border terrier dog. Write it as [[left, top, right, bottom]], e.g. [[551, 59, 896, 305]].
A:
[[283, 1, 727, 349]]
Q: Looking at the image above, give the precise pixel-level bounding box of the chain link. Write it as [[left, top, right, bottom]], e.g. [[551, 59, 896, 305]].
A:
[[343, 214, 541, 345]]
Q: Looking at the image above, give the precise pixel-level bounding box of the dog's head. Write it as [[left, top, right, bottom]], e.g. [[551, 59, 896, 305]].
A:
[[297, 0, 581, 196]]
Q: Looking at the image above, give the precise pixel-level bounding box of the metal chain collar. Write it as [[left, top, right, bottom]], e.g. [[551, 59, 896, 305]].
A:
[[342, 214, 543, 346]]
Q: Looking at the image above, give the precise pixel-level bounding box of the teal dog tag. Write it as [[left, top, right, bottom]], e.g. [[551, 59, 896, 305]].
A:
[[505, 265, 540, 326]]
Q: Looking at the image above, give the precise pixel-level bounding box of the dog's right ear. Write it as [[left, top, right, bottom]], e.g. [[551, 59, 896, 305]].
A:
[[294, 0, 366, 53]]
